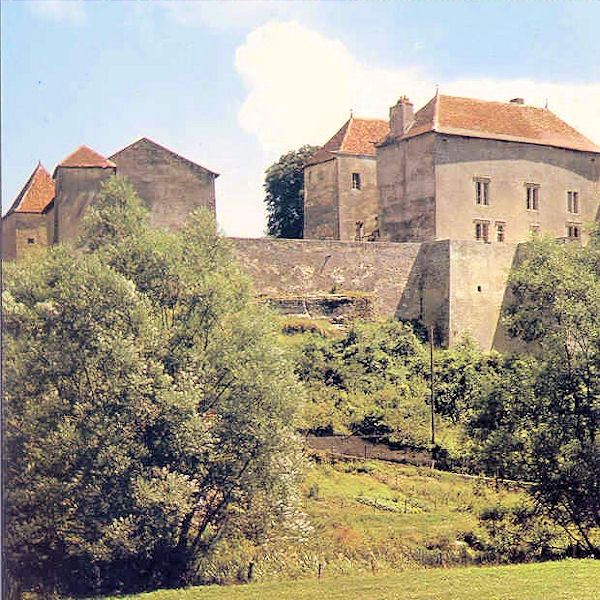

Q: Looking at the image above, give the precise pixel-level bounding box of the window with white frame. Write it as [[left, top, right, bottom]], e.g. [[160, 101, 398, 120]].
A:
[[525, 184, 540, 210], [474, 220, 490, 242], [567, 191, 579, 214], [474, 178, 490, 206]]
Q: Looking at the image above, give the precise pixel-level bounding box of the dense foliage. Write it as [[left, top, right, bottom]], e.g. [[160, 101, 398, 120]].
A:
[[263, 145, 318, 238], [3, 177, 304, 598]]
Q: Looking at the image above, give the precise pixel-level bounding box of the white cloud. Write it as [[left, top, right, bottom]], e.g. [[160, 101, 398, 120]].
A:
[[235, 21, 600, 158], [235, 21, 431, 158], [29, 1, 87, 25]]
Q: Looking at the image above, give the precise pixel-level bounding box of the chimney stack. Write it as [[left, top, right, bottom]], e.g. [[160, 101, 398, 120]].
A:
[[510, 97, 524, 105], [389, 96, 414, 138]]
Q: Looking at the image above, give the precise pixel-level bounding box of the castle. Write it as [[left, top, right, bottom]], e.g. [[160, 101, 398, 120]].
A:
[[3, 94, 599, 350]]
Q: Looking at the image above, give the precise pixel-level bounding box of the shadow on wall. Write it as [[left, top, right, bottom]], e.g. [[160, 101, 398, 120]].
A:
[[491, 243, 531, 353], [395, 241, 450, 347]]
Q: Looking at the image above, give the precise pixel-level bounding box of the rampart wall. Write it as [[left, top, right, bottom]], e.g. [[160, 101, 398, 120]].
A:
[[232, 237, 521, 350]]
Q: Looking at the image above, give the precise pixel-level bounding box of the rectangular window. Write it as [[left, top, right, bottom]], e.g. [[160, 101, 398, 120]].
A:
[[567, 223, 581, 239], [351, 172, 361, 190], [27, 238, 35, 244], [475, 220, 490, 242], [567, 191, 579, 214], [496, 221, 506, 243], [475, 178, 489, 205], [526, 184, 540, 210]]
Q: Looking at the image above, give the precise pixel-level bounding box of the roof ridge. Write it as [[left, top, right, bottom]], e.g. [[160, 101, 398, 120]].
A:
[[4, 162, 55, 217]]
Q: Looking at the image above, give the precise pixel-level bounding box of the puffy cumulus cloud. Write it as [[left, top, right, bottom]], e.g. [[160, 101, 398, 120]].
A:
[[235, 21, 431, 157], [29, 1, 87, 25], [235, 21, 600, 157]]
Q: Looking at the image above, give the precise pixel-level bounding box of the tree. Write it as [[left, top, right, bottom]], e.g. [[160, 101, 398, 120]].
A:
[[264, 145, 318, 238], [464, 232, 600, 557], [3, 176, 304, 598]]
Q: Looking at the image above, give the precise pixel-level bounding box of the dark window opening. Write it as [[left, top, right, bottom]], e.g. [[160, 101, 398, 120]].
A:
[[351, 172, 361, 190], [27, 238, 35, 244], [567, 224, 580, 239], [475, 220, 489, 242], [477, 285, 482, 292]]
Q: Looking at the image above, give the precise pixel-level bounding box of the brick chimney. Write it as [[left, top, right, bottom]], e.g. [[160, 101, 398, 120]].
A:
[[389, 96, 414, 137]]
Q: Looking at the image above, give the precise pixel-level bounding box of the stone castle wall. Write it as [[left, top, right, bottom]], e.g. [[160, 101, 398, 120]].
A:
[[232, 236, 522, 350]]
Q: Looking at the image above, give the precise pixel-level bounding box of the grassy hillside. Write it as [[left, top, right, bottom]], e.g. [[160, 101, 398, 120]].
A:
[[299, 454, 522, 576], [98, 560, 600, 600]]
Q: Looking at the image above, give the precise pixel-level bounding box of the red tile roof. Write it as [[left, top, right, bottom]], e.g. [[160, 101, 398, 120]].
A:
[[57, 145, 116, 169], [4, 162, 55, 216], [398, 95, 600, 153], [306, 117, 389, 166]]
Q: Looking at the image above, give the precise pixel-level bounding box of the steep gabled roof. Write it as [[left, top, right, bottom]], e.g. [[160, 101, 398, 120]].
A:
[[398, 95, 600, 153], [306, 117, 389, 166], [55, 145, 116, 174], [4, 162, 55, 217], [109, 137, 219, 177]]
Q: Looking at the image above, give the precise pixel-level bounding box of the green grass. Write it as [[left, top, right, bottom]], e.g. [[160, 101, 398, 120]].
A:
[[99, 559, 600, 600]]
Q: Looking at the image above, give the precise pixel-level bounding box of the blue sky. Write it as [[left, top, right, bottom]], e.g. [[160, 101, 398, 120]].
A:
[[3, 0, 600, 237]]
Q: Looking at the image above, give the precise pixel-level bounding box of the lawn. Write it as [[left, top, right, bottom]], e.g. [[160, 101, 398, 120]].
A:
[[99, 559, 600, 600]]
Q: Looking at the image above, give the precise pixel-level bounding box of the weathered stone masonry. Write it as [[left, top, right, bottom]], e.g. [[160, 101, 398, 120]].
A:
[[232, 237, 518, 350]]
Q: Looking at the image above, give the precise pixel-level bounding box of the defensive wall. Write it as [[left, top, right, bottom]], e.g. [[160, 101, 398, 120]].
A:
[[232, 237, 520, 350]]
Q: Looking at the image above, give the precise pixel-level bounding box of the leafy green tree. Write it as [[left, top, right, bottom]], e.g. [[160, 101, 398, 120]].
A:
[[3, 177, 304, 598], [264, 145, 318, 238], [464, 232, 600, 557]]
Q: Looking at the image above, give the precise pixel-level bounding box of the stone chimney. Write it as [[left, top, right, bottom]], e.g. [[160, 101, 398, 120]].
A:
[[389, 96, 414, 137], [510, 97, 524, 105]]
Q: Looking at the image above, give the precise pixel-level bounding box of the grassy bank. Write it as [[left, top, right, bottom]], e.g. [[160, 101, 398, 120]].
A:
[[98, 559, 600, 600]]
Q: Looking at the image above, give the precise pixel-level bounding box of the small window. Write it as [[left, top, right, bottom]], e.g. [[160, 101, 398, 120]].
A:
[[475, 220, 490, 242], [567, 191, 579, 214], [495, 221, 505, 243], [526, 184, 540, 210], [530, 224, 540, 236], [351, 172, 361, 190], [567, 223, 581, 239], [474, 178, 489, 206], [27, 238, 35, 244]]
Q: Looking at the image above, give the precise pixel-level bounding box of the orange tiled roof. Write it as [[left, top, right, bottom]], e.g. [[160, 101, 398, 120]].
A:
[[399, 95, 600, 153], [4, 162, 55, 216], [307, 117, 389, 166], [57, 145, 116, 169]]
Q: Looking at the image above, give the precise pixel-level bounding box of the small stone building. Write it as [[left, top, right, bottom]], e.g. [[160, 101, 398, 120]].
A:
[[1, 163, 55, 260], [303, 116, 389, 241], [2, 138, 219, 259]]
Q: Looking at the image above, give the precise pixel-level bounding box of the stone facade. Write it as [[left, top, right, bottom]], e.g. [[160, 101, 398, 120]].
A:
[[2, 139, 218, 258], [110, 138, 217, 231], [52, 165, 116, 244]]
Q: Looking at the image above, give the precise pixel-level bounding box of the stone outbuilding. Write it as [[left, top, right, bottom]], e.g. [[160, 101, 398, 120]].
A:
[[2, 138, 219, 259]]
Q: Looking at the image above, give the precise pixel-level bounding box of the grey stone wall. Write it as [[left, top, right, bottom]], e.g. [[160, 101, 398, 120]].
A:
[[1, 214, 16, 260], [53, 166, 116, 244], [110, 139, 216, 230], [377, 132, 437, 242], [337, 155, 379, 240], [304, 160, 338, 239], [435, 135, 600, 243], [231, 237, 452, 345]]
